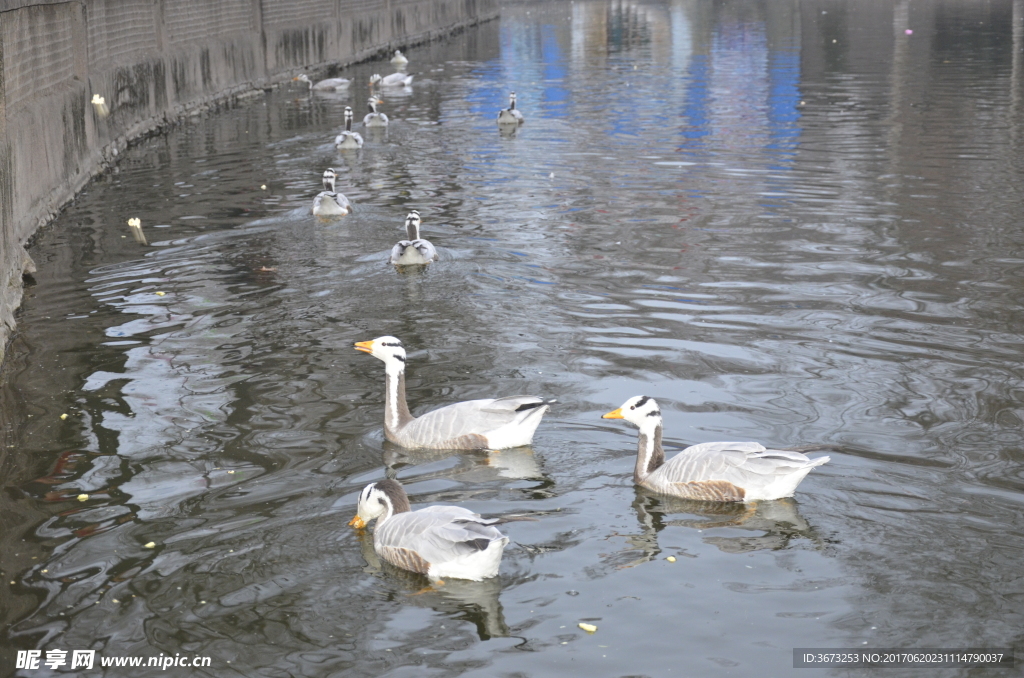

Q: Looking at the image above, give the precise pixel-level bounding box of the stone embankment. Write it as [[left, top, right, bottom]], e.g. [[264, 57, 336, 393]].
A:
[[0, 0, 497, 364]]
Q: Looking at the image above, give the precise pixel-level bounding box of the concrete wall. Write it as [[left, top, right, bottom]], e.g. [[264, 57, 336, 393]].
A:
[[0, 0, 497, 366]]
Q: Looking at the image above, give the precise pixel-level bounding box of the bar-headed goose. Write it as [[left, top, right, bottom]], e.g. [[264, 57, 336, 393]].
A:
[[390, 50, 409, 66], [389, 210, 438, 265], [348, 478, 508, 581], [603, 396, 829, 502], [354, 336, 551, 449], [334, 107, 364, 149], [312, 168, 353, 217], [293, 73, 351, 92], [497, 92, 524, 125], [370, 72, 414, 87], [363, 96, 389, 127]]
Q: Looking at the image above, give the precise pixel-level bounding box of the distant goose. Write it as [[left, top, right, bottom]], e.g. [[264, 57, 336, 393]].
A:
[[348, 478, 508, 581], [293, 73, 351, 92], [497, 92, 524, 125], [389, 210, 438, 266], [390, 50, 409, 66], [370, 72, 415, 88], [363, 96, 389, 127], [603, 396, 830, 502], [312, 168, 353, 217], [334, 107, 364, 149], [354, 336, 551, 449]]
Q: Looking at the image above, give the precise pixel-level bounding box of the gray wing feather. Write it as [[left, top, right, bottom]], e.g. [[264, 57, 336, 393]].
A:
[[654, 442, 826, 487], [401, 396, 543, 443], [375, 507, 506, 567]]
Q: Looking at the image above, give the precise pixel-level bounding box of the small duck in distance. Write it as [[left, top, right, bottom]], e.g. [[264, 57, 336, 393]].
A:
[[348, 478, 509, 581], [354, 336, 552, 449], [497, 92, 524, 125], [312, 168, 353, 217], [370, 72, 415, 88], [335, 107, 364, 149], [293, 73, 351, 92], [603, 396, 830, 502], [389, 210, 438, 266], [363, 96, 389, 127], [390, 50, 409, 66]]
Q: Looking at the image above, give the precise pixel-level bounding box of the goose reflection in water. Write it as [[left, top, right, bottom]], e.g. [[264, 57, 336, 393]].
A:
[[352, 515, 511, 640], [382, 442, 549, 484], [605, 491, 826, 569]]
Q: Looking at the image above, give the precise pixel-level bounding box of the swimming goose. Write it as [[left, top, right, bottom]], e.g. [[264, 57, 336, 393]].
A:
[[293, 73, 351, 92], [603, 396, 829, 502], [354, 336, 551, 449], [363, 96, 389, 127], [348, 479, 508, 581], [390, 50, 409, 66], [312, 168, 353, 217], [370, 72, 415, 87], [334, 107, 364, 149], [497, 92, 524, 125], [389, 210, 438, 265]]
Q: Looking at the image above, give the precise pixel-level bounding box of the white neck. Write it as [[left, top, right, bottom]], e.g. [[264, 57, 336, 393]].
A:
[[376, 495, 395, 523], [634, 419, 664, 484], [384, 360, 405, 432]]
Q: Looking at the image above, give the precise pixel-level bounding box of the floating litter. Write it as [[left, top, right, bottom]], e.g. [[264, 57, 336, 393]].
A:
[[60, 413, 68, 420], [666, 556, 676, 562], [144, 542, 156, 548], [127, 217, 148, 245], [578, 623, 598, 634], [155, 291, 166, 296], [905, 29, 913, 35], [77, 494, 89, 502]]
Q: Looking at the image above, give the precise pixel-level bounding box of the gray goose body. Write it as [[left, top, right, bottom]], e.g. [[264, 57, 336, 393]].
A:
[[312, 168, 352, 217], [355, 336, 550, 450], [389, 210, 438, 266], [334, 107, 364, 149], [348, 479, 508, 580], [497, 92, 524, 125], [371, 72, 414, 87], [363, 96, 389, 127], [604, 396, 829, 502], [293, 74, 351, 91]]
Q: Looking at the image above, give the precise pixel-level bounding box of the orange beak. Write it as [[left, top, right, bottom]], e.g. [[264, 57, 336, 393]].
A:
[[602, 408, 624, 419], [354, 340, 373, 354], [348, 515, 366, 528]]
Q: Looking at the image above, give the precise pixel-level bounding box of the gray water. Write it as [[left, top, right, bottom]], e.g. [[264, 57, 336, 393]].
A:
[[3, 1, 1024, 676]]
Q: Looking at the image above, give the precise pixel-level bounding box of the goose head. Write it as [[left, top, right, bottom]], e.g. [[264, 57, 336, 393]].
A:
[[603, 395, 662, 433], [322, 168, 337, 192], [508, 92, 517, 110], [369, 74, 383, 86], [344, 106, 354, 124], [348, 479, 412, 528], [404, 210, 422, 239], [293, 74, 312, 88], [367, 96, 383, 113], [355, 336, 406, 374]]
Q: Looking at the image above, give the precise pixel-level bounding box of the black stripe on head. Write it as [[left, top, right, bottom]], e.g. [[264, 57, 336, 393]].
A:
[[375, 478, 411, 513], [515, 401, 543, 412], [394, 354, 405, 362], [631, 396, 651, 410]]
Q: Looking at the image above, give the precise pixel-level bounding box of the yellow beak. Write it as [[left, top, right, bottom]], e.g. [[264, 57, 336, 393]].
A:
[[348, 515, 366, 528], [602, 408, 624, 419], [354, 340, 374, 354]]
